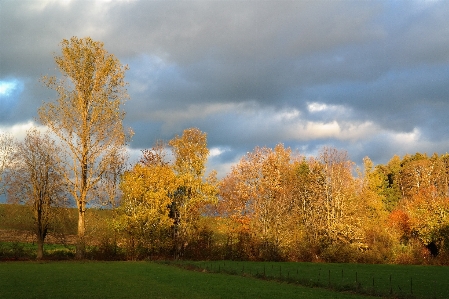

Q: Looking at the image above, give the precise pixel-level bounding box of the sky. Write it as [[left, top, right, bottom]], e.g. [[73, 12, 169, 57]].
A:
[[1, 0, 449, 178]]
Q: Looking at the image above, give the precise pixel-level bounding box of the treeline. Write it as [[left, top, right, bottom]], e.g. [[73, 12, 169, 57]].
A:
[[112, 133, 449, 264], [218, 145, 449, 263], [2, 130, 449, 263]]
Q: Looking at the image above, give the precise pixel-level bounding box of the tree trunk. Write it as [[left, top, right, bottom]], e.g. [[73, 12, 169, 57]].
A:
[[35, 198, 45, 260], [76, 207, 86, 259], [36, 237, 44, 260]]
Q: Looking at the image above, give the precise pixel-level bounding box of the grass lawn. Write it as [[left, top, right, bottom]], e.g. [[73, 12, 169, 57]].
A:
[[172, 260, 449, 299], [0, 261, 374, 299]]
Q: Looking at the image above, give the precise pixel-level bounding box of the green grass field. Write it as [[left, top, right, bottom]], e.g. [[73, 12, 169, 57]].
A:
[[0, 261, 376, 299], [170, 260, 449, 299], [0, 242, 76, 260], [1, 261, 448, 298], [1, 237, 448, 299]]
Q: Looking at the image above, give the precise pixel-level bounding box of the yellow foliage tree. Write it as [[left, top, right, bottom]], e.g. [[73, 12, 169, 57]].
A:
[[168, 128, 218, 257], [291, 157, 327, 256], [119, 163, 177, 258], [357, 157, 393, 255], [39, 37, 132, 258], [319, 147, 360, 245]]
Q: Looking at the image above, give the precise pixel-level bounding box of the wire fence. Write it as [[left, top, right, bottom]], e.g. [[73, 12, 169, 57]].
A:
[[165, 260, 448, 299]]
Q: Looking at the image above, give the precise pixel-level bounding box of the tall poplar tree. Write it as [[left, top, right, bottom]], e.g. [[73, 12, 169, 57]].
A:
[[39, 37, 132, 258]]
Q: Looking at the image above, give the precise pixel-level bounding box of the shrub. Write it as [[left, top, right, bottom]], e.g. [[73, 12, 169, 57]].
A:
[[392, 240, 431, 265], [85, 238, 125, 261], [321, 243, 358, 263], [45, 247, 75, 260], [0, 242, 35, 260]]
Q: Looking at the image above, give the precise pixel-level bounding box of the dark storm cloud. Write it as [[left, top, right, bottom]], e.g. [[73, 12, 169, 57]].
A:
[[1, 0, 449, 176], [118, 1, 386, 110]]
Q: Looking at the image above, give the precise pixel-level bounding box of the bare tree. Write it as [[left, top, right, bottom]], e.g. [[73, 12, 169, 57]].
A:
[[93, 148, 129, 209], [0, 133, 15, 195], [39, 37, 132, 258], [5, 128, 67, 259]]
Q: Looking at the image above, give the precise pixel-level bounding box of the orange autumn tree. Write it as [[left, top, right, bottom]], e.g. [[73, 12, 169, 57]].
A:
[[217, 162, 253, 259], [388, 209, 411, 242], [403, 186, 449, 256], [219, 144, 298, 260], [399, 153, 434, 200], [386, 153, 449, 258]]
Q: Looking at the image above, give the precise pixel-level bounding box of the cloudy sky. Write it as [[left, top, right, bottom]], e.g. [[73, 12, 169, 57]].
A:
[[1, 0, 449, 177]]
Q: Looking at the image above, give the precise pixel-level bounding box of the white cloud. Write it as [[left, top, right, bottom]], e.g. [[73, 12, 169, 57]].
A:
[[0, 121, 45, 141], [233, 104, 378, 143], [209, 147, 230, 158], [388, 128, 421, 148], [307, 102, 348, 114], [284, 120, 378, 142], [302, 121, 341, 138], [307, 102, 328, 112]]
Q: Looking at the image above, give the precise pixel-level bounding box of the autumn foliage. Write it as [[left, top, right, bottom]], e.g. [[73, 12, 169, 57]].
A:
[[113, 139, 449, 264], [2, 37, 448, 264], [4, 126, 448, 263], [115, 128, 217, 259]]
